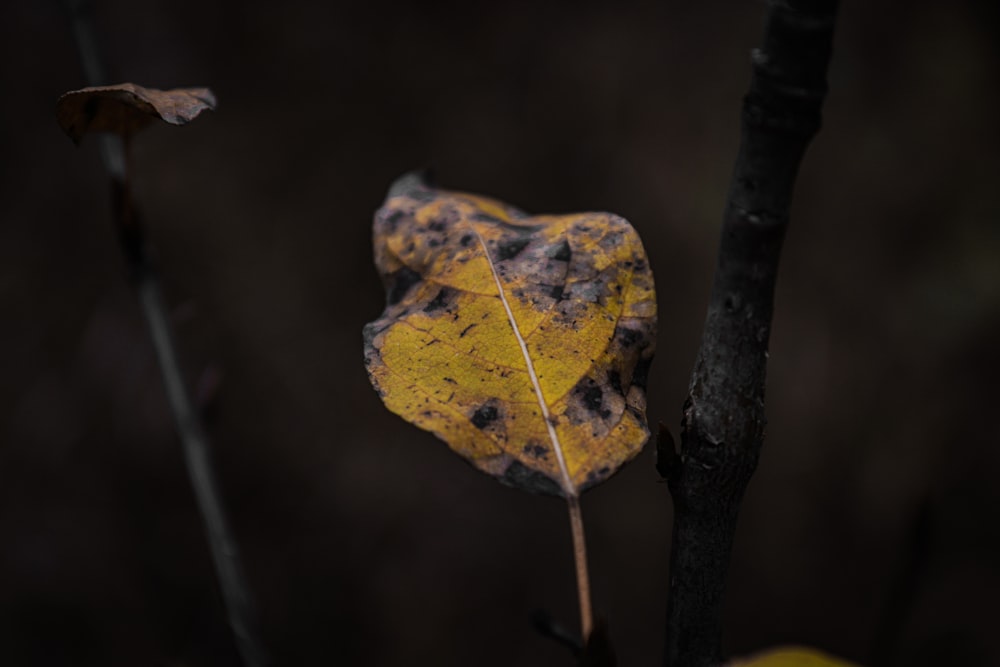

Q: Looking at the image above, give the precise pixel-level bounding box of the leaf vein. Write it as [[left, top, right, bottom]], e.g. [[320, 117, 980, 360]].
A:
[[471, 224, 576, 496]]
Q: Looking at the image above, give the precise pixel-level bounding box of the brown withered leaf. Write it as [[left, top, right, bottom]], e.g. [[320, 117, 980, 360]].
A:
[[363, 174, 657, 497], [56, 83, 216, 143]]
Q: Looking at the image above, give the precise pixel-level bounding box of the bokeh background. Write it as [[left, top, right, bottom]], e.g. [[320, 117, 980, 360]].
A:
[[2, 1, 999, 665]]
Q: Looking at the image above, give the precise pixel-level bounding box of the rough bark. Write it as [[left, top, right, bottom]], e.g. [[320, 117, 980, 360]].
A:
[[662, 2, 840, 666]]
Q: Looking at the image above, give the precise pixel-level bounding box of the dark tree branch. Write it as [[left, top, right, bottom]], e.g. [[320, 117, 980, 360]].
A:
[[61, 2, 267, 666], [663, 2, 839, 666]]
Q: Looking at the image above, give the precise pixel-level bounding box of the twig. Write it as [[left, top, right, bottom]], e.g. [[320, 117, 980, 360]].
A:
[[870, 497, 931, 666], [61, 2, 267, 665], [531, 609, 584, 655], [568, 495, 594, 640], [663, 2, 839, 666], [530, 610, 617, 667]]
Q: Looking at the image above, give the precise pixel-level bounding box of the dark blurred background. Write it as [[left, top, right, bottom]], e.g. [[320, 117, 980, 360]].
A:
[[2, 1, 999, 665]]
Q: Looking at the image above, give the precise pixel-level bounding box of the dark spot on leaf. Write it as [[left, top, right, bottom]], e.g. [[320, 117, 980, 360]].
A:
[[429, 220, 446, 232], [546, 284, 564, 300], [617, 327, 642, 348], [471, 404, 499, 429], [423, 287, 452, 313], [548, 239, 572, 262], [386, 266, 421, 306], [496, 236, 531, 261], [384, 209, 405, 231], [460, 234, 474, 247], [459, 323, 477, 337], [599, 233, 623, 250], [499, 460, 562, 496], [583, 386, 602, 411], [443, 377, 457, 384], [608, 370, 623, 395], [522, 443, 548, 459]]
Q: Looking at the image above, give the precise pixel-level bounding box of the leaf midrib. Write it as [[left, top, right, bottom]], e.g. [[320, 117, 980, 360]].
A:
[[471, 225, 576, 497]]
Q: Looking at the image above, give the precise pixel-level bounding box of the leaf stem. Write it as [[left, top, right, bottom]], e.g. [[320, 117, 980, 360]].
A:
[[567, 494, 594, 642]]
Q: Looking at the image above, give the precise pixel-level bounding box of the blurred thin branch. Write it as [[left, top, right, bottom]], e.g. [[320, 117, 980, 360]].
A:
[[871, 497, 932, 666], [60, 2, 267, 666]]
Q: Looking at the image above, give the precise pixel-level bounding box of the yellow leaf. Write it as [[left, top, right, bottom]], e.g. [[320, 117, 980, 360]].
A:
[[728, 646, 862, 667], [363, 174, 657, 496]]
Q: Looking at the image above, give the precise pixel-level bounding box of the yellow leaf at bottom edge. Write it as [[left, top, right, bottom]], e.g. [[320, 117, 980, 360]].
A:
[[728, 646, 863, 667]]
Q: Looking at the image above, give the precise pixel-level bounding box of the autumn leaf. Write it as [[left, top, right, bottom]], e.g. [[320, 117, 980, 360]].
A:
[[363, 173, 657, 497], [56, 83, 216, 143], [728, 647, 862, 667]]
